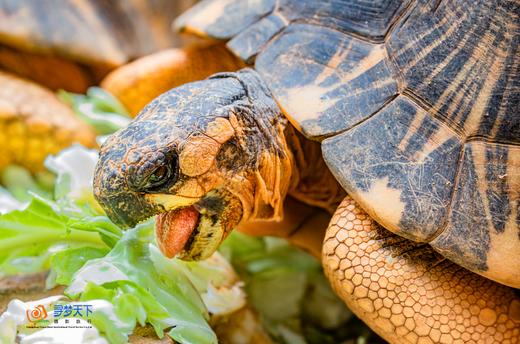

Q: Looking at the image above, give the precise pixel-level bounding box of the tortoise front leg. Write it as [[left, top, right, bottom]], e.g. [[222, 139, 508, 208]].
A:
[[323, 196, 520, 344]]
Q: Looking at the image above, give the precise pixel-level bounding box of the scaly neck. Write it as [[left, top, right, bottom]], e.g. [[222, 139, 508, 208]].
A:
[[283, 124, 346, 214], [230, 68, 344, 221]]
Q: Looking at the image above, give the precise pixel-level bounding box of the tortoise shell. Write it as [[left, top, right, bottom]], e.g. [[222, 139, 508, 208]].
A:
[[0, 0, 195, 91], [176, 0, 519, 288]]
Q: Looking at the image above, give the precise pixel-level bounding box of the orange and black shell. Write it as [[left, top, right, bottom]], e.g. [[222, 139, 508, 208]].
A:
[[176, 0, 520, 288]]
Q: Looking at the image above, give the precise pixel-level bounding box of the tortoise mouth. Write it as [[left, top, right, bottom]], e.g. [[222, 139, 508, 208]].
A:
[[154, 190, 243, 261], [155, 206, 201, 258]]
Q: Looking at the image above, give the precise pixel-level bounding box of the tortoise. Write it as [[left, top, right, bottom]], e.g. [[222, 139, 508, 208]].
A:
[[94, 0, 520, 343], [0, 0, 196, 92]]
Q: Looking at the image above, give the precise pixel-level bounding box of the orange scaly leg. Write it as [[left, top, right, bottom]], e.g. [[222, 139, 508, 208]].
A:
[[323, 196, 520, 344]]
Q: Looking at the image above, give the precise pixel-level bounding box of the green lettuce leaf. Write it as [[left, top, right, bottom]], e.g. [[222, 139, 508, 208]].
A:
[[0, 207, 121, 278], [58, 87, 131, 135], [50, 247, 109, 285], [219, 232, 355, 344], [58, 222, 217, 344], [0, 196, 110, 276]]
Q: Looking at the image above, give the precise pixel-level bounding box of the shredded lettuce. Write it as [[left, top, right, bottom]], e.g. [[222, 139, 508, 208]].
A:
[[0, 199, 245, 343], [0, 195, 111, 276], [58, 222, 217, 344], [45, 219, 248, 344], [58, 87, 131, 135], [220, 232, 357, 344], [0, 144, 247, 344], [45, 145, 99, 201]]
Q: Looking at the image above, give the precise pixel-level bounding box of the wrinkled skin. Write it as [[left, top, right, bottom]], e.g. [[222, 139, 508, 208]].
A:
[[94, 69, 340, 259]]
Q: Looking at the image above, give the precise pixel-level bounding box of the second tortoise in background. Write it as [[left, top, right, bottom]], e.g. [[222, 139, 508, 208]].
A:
[[0, 0, 196, 92]]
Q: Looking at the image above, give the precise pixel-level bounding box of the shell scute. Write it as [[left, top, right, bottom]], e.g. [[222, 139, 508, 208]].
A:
[[256, 24, 398, 139], [322, 96, 463, 242]]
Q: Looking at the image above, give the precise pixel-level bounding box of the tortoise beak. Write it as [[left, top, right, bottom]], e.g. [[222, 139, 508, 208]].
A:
[[93, 148, 161, 228], [96, 192, 159, 228]]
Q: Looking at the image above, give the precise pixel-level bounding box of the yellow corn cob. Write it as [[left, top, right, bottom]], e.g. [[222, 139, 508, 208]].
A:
[[0, 71, 96, 172]]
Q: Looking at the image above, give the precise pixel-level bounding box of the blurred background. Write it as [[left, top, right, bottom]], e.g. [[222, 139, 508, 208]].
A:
[[0, 0, 197, 92]]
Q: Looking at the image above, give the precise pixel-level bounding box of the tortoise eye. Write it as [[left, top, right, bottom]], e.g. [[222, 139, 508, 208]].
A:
[[147, 166, 169, 186], [143, 153, 179, 191]]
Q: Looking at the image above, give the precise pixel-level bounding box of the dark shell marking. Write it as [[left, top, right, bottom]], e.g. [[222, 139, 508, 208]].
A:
[[323, 96, 463, 242], [256, 24, 399, 139], [177, 0, 520, 286]]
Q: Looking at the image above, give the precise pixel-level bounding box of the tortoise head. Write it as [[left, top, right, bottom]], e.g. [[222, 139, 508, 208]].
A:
[[94, 69, 292, 260]]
